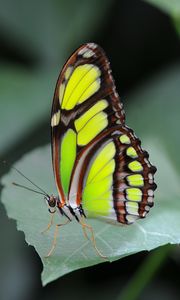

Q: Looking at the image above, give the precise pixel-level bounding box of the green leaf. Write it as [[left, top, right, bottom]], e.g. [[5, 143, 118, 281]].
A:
[[1, 63, 180, 285], [1, 141, 180, 286], [144, 0, 180, 35]]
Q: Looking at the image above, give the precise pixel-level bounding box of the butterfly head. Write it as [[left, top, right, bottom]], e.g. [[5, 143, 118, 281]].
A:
[[45, 194, 58, 213]]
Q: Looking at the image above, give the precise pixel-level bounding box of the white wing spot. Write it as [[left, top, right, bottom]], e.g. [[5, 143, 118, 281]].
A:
[[144, 158, 151, 167], [51, 110, 60, 127], [148, 173, 153, 184], [87, 43, 97, 49], [83, 50, 95, 58], [148, 189, 154, 196], [145, 205, 150, 211], [142, 211, 147, 217], [78, 47, 95, 58], [126, 214, 138, 224], [147, 196, 153, 203]]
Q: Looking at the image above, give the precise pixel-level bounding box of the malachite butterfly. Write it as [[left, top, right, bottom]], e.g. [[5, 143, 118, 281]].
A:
[[46, 43, 157, 255]]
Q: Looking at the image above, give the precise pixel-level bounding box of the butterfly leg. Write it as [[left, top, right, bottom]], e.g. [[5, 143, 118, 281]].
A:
[[79, 218, 107, 259], [45, 220, 70, 257], [81, 224, 90, 241], [41, 211, 56, 234]]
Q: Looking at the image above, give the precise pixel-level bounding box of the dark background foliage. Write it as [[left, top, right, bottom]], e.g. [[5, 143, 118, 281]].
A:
[[0, 0, 180, 299]]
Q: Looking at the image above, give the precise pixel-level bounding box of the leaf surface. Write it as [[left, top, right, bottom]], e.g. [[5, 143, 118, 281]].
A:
[[1, 64, 180, 285]]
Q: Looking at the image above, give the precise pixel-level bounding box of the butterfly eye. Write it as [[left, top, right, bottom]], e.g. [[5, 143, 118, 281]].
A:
[[47, 195, 56, 207]]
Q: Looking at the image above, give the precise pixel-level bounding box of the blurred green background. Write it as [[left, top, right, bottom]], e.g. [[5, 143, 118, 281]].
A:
[[0, 0, 180, 299]]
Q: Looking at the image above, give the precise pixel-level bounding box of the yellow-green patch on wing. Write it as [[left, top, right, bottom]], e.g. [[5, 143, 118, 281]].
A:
[[82, 142, 116, 217], [83, 177, 112, 217], [90, 159, 115, 183], [64, 66, 73, 81], [127, 174, 144, 187], [126, 188, 142, 201], [119, 134, 130, 144], [59, 83, 65, 105], [60, 129, 76, 195], [61, 64, 101, 110], [126, 146, 138, 158], [78, 79, 100, 104], [77, 112, 108, 146], [86, 142, 116, 184], [75, 100, 108, 132], [128, 161, 143, 172]]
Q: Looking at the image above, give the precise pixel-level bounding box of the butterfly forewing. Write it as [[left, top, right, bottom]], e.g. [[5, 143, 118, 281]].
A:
[[51, 43, 125, 202], [51, 43, 157, 223]]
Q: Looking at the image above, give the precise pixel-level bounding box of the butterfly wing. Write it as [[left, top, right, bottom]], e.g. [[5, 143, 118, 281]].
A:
[[51, 43, 157, 224], [72, 126, 157, 224], [51, 43, 125, 205]]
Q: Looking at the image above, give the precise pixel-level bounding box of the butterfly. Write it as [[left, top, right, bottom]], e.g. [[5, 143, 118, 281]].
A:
[[44, 42, 157, 257]]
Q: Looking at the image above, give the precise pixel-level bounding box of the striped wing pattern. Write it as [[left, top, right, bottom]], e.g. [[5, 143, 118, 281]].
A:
[[51, 43, 157, 224]]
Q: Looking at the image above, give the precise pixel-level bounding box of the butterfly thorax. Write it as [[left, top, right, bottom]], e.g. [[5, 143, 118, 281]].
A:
[[46, 195, 85, 222]]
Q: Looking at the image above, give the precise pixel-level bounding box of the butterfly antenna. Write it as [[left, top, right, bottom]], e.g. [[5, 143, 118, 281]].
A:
[[12, 182, 47, 196], [3, 161, 50, 197]]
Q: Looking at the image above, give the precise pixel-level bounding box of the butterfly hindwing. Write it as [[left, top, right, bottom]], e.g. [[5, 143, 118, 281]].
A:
[[68, 126, 156, 224]]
